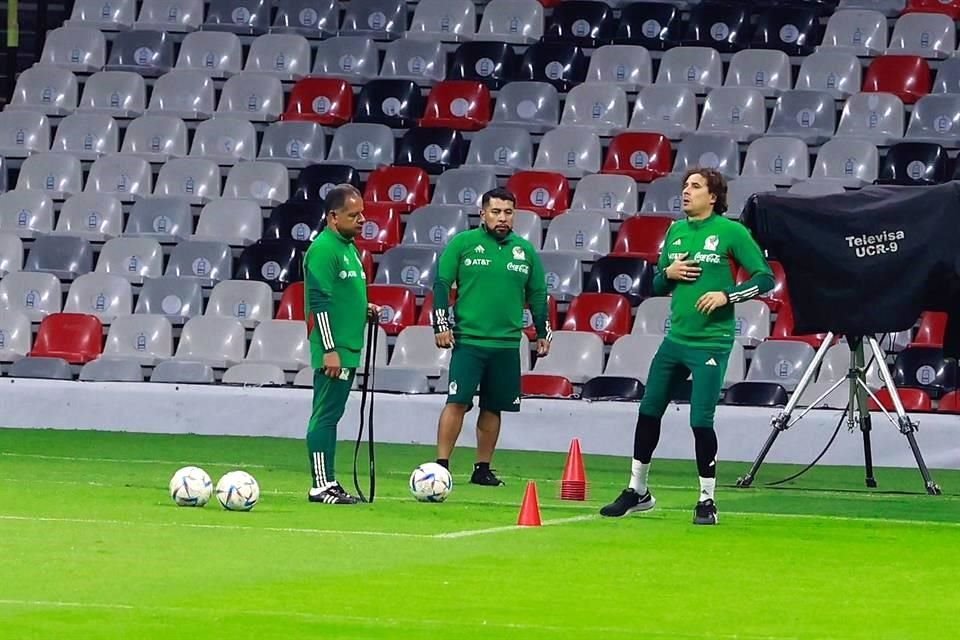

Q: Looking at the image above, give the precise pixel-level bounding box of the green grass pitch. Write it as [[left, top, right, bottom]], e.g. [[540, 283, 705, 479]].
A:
[[1, 427, 957, 639]]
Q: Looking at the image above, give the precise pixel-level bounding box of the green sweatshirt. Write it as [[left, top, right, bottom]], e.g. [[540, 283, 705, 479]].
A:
[[303, 227, 368, 368], [433, 227, 549, 349], [654, 213, 774, 350]]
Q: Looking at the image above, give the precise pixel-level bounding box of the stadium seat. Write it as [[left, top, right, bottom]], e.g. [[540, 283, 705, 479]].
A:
[[868, 387, 933, 412], [892, 346, 958, 398], [543, 0, 615, 48], [770, 301, 830, 348], [628, 85, 698, 139], [206, 280, 275, 328], [39, 26, 106, 73], [734, 300, 772, 348], [236, 240, 306, 293], [407, 0, 476, 43], [766, 91, 837, 146], [743, 339, 817, 391], [477, 0, 543, 45], [682, 2, 751, 52], [725, 177, 780, 219], [602, 132, 672, 183], [819, 9, 889, 56], [66, 0, 136, 30], [281, 78, 353, 127], [103, 314, 173, 367], [531, 331, 603, 383], [533, 127, 602, 178], [655, 46, 724, 94], [340, 0, 408, 41], [465, 126, 534, 176], [259, 121, 327, 168], [17, 152, 83, 199], [837, 0, 906, 17], [381, 39, 446, 86], [95, 237, 164, 284], [135, 276, 204, 324], [244, 34, 311, 81], [580, 376, 644, 402], [542, 212, 611, 260], [371, 368, 432, 393], [222, 161, 289, 207], [611, 215, 673, 262], [585, 45, 652, 92], [165, 240, 233, 288], [153, 158, 221, 203], [614, 2, 683, 50], [50, 113, 118, 161], [491, 81, 560, 134], [30, 313, 103, 364], [0, 190, 55, 238], [221, 363, 286, 386], [8, 357, 74, 381], [876, 142, 951, 185], [77, 70, 146, 118], [671, 134, 741, 179], [448, 41, 517, 89], [354, 204, 402, 254], [811, 138, 880, 187], [85, 154, 153, 202], [561, 293, 632, 344], [271, 0, 338, 38], [932, 56, 960, 94], [364, 166, 431, 213], [517, 42, 588, 92], [0, 111, 50, 158], [7, 66, 78, 117], [135, 0, 204, 31], [751, 6, 820, 56], [432, 167, 497, 207], [0, 309, 34, 361], [904, 95, 960, 146], [570, 174, 638, 221], [724, 50, 792, 98], [121, 115, 188, 162], [24, 235, 93, 281], [202, 0, 271, 35], [521, 374, 574, 398], [293, 164, 362, 202], [150, 360, 214, 384], [146, 70, 216, 120], [216, 72, 283, 122], [937, 389, 960, 413], [0, 272, 63, 321], [366, 285, 417, 336], [104, 29, 174, 77], [604, 334, 664, 381], [388, 326, 451, 375], [323, 123, 395, 171], [862, 56, 932, 105], [175, 31, 243, 78], [401, 205, 470, 249], [741, 137, 810, 186], [373, 246, 439, 296], [262, 200, 324, 245], [420, 81, 490, 131], [886, 13, 955, 59], [173, 316, 246, 368], [904, 0, 960, 18], [513, 210, 544, 250], [697, 87, 767, 142], [63, 273, 133, 322], [583, 255, 655, 307], [505, 171, 570, 219], [275, 282, 305, 321], [124, 197, 193, 242], [631, 297, 672, 336], [245, 320, 309, 371], [312, 36, 380, 84], [0, 234, 23, 276], [396, 127, 468, 175], [723, 382, 789, 407], [539, 253, 583, 302], [355, 79, 425, 129], [795, 51, 863, 99], [911, 311, 948, 347]]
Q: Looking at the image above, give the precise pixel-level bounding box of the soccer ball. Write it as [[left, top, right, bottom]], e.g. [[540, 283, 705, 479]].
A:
[[215, 470, 260, 511], [409, 462, 453, 502], [169, 466, 213, 507]]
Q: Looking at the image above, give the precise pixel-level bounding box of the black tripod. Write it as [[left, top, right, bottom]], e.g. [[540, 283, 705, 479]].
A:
[[736, 334, 942, 495]]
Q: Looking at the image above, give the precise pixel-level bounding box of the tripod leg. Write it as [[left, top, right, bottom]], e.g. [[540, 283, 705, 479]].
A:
[[736, 427, 782, 488], [852, 340, 877, 488]]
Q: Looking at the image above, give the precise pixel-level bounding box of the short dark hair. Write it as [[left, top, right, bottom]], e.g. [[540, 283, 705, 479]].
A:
[[481, 187, 517, 209], [682, 167, 728, 215], [324, 184, 362, 215]]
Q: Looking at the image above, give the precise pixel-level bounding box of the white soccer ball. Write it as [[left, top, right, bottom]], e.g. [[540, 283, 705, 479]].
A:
[[409, 462, 453, 502], [215, 470, 260, 511], [169, 466, 213, 507]]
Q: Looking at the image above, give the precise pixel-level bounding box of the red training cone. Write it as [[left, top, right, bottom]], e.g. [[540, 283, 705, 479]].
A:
[[517, 481, 542, 527], [560, 437, 588, 501]]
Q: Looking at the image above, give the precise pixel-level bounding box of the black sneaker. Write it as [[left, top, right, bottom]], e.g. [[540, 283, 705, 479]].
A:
[[470, 466, 505, 486], [307, 483, 361, 504], [600, 488, 656, 517], [693, 499, 718, 525]]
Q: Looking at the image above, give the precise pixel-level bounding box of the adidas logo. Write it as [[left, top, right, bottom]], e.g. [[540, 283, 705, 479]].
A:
[[513, 396, 521, 405], [672, 239, 682, 246], [474, 244, 486, 254], [705, 358, 717, 366]]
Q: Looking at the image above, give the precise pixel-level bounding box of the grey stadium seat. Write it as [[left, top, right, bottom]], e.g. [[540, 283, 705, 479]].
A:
[[8, 66, 78, 117], [222, 363, 287, 386], [811, 138, 880, 187], [324, 123, 395, 171], [77, 71, 146, 118], [834, 93, 905, 146], [312, 37, 380, 84], [766, 90, 837, 146], [24, 235, 94, 281], [542, 212, 611, 261], [585, 45, 652, 92], [164, 240, 234, 287], [465, 126, 534, 176], [51, 112, 119, 161], [0, 111, 50, 158], [96, 237, 164, 284], [150, 360, 215, 384], [173, 316, 246, 368], [153, 158, 221, 203], [697, 87, 767, 143], [79, 357, 144, 382], [726, 177, 780, 219], [104, 29, 174, 77], [222, 161, 290, 207], [743, 340, 817, 391], [258, 121, 327, 168], [532, 330, 604, 383], [380, 39, 446, 86], [540, 252, 583, 302], [175, 31, 243, 79], [244, 34, 312, 81], [39, 26, 107, 73], [628, 85, 698, 139], [492, 81, 560, 134], [532, 126, 602, 178], [655, 46, 723, 94], [193, 199, 263, 247], [406, 0, 476, 43], [16, 152, 83, 200], [0, 308, 33, 361], [819, 9, 888, 57], [271, 0, 339, 39], [84, 154, 153, 202], [0, 272, 63, 321], [373, 246, 439, 296], [190, 117, 258, 165], [401, 206, 471, 248], [671, 134, 741, 179], [0, 190, 55, 238], [135, 0, 205, 32], [340, 0, 408, 41], [216, 72, 283, 122], [64, 273, 134, 322], [124, 197, 193, 242], [559, 84, 629, 135], [103, 314, 174, 365], [120, 115, 188, 162], [432, 166, 498, 207], [134, 276, 204, 324], [202, 0, 271, 35], [388, 326, 451, 375], [205, 280, 275, 328], [477, 0, 543, 45], [904, 95, 960, 147], [886, 13, 954, 59], [569, 174, 638, 221], [66, 0, 136, 30], [9, 357, 74, 381], [146, 70, 216, 120], [724, 50, 792, 97], [0, 233, 24, 277], [741, 137, 810, 186], [795, 51, 862, 99], [245, 320, 310, 371], [639, 175, 685, 218]]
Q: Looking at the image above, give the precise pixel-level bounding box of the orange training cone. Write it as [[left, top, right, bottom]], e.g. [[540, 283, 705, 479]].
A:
[[560, 438, 587, 501], [517, 481, 542, 527]]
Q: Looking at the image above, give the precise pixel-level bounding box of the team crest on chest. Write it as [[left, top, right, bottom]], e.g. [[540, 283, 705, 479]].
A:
[[704, 235, 720, 251], [512, 246, 526, 261]]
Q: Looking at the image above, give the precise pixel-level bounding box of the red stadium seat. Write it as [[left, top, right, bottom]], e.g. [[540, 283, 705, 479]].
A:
[[281, 78, 353, 126], [735, 260, 788, 312], [910, 311, 947, 347], [363, 166, 431, 213], [30, 313, 103, 364], [523, 295, 558, 341], [355, 203, 403, 254], [601, 132, 672, 183], [937, 389, 960, 413], [862, 55, 932, 104], [506, 171, 571, 219], [420, 81, 492, 131], [903, 0, 960, 19], [276, 281, 305, 321], [522, 373, 574, 397], [418, 289, 458, 327], [869, 387, 932, 412], [561, 293, 633, 344], [770, 301, 830, 348], [611, 215, 674, 262], [366, 285, 417, 336], [358, 247, 375, 282]]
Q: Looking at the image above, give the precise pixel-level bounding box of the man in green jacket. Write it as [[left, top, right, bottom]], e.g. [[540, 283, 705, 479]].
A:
[[432, 188, 551, 486], [303, 184, 379, 505], [600, 168, 775, 525]]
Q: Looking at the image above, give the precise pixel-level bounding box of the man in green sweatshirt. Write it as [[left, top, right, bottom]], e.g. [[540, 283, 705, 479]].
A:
[[600, 168, 775, 525], [432, 188, 551, 486], [303, 184, 379, 505]]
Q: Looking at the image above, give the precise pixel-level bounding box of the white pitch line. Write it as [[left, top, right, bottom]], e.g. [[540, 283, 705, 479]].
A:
[[437, 514, 598, 539]]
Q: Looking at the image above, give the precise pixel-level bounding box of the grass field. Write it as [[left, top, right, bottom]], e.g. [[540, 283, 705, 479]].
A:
[[1, 427, 957, 640]]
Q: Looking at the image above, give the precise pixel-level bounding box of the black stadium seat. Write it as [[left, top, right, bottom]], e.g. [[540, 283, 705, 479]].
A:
[[683, 1, 752, 52], [293, 164, 362, 202], [751, 6, 821, 56], [615, 2, 684, 50], [581, 376, 645, 402], [396, 127, 468, 175], [518, 42, 588, 92], [583, 256, 656, 307], [448, 41, 519, 89], [236, 240, 306, 293], [543, 0, 617, 49], [876, 143, 952, 186], [723, 382, 789, 407], [262, 200, 325, 244], [892, 346, 958, 399], [353, 79, 425, 129]]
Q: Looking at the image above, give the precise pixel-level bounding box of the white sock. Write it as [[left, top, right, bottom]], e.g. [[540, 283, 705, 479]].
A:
[[629, 459, 650, 494], [699, 477, 716, 503]]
